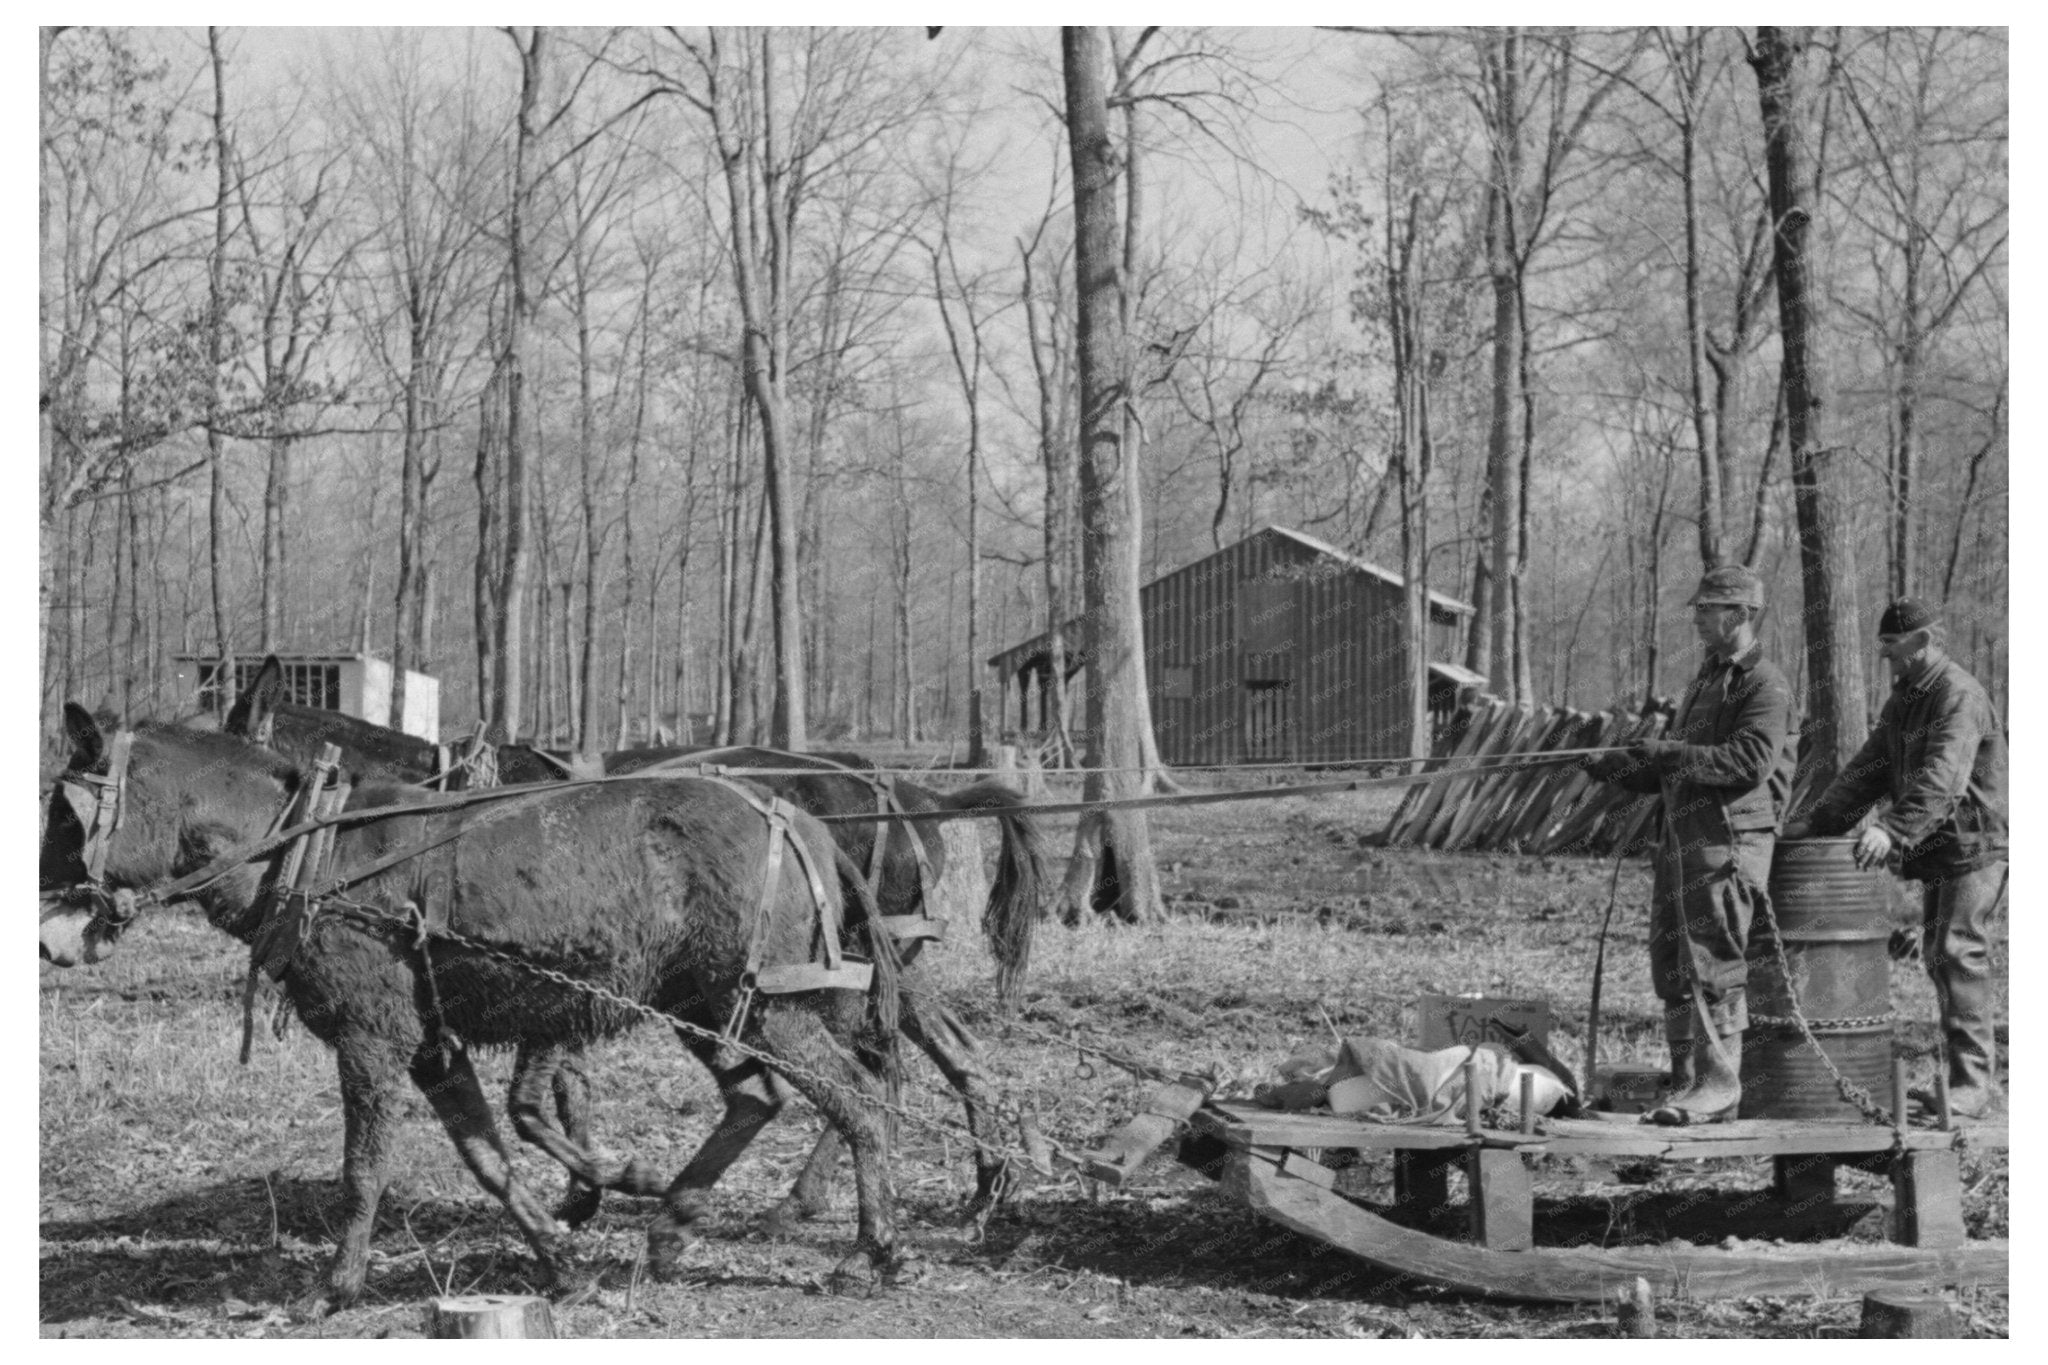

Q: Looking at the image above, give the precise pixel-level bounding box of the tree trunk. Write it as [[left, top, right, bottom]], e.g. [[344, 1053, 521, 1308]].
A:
[[205, 28, 235, 701], [38, 28, 58, 729], [1892, 239, 1922, 599], [1480, 30, 1525, 706], [1752, 25, 1868, 786], [1388, 188, 1435, 763], [1020, 236, 1075, 764], [260, 436, 290, 653], [1058, 25, 1161, 925], [575, 278, 600, 751], [390, 316, 429, 730], [708, 29, 806, 750], [1674, 34, 1723, 568], [486, 27, 543, 745]]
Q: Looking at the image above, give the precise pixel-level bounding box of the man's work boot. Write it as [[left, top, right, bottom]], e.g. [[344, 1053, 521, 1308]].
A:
[[1660, 1004, 1696, 1096], [1909, 1080, 1994, 1122], [1647, 1028, 1741, 1126]]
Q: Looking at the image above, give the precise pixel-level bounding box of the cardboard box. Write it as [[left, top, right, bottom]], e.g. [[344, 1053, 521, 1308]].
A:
[[1595, 1064, 1666, 1114], [1415, 994, 1551, 1051]]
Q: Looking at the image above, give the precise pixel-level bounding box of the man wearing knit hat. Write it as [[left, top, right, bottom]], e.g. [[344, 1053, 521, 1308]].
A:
[[1786, 598, 2008, 1119], [1585, 564, 1798, 1124]]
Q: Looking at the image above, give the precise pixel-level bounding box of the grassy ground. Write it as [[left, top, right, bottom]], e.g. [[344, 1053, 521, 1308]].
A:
[[39, 778, 2008, 1338]]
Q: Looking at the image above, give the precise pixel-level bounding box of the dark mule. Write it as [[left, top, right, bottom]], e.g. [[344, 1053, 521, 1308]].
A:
[[211, 663, 915, 1228], [216, 661, 1048, 1229], [39, 705, 910, 1312], [567, 744, 1049, 1225]]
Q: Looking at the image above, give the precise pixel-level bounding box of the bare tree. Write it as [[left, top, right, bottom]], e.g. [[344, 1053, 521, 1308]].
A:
[[1057, 26, 1162, 924], [1834, 26, 2007, 599], [1752, 25, 1868, 785], [1017, 204, 1079, 766]]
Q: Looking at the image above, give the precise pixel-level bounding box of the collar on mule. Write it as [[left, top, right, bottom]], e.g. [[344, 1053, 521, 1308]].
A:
[[58, 729, 133, 894], [47, 730, 139, 939]]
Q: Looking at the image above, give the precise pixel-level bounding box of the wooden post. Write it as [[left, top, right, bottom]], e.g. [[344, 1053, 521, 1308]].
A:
[[1463, 1052, 1482, 1136], [1892, 1054, 1910, 1130], [1616, 1276, 1657, 1338], [1773, 1152, 1836, 1212], [1465, 1148, 1534, 1251], [1859, 1291, 1959, 1338], [1519, 1070, 1536, 1134], [428, 1295, 557, 1338], [1891, 1148, 1967, 1248]]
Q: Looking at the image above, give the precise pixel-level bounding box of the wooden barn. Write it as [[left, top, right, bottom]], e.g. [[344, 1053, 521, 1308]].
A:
[[987, 525, 1480, 766]]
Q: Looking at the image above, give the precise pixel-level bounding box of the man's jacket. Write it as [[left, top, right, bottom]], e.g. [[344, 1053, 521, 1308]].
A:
[[1602, 639, 1796, 841], [1805, 653, 2008, 877]]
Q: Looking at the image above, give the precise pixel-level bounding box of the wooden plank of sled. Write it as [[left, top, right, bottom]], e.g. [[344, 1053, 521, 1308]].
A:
[[1082, 1079, 1211, 1186], [1534, 1118, 1973, 1160], [1245, 1145, 1337, 1191], [1466, 1148, 1534, 1251], [1192, 1104, 1533, 1153], [1227, 1149, 2008, 1304], [754, 962, 873, 993], [1892, 1149, 1967, 1249]]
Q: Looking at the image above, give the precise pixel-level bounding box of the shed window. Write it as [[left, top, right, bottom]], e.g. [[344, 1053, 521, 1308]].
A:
[[196, 659, 340, 713]]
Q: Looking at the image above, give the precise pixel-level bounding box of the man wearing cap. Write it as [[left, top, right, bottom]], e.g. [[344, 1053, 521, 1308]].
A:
[[1585, 565, 1797, 1124], [1785, 598, 2007, 1120]]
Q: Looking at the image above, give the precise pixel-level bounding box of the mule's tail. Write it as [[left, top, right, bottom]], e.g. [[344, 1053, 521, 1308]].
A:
[[941, 780, 1049, 1013], [832, 844, 902, 1100]]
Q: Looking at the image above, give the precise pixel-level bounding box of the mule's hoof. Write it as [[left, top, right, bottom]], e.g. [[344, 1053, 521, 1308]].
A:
[[824, 1255, 881, 1298], [289, 1289, 341, 1323], [644, 1219, 698, 1283], [760, 1200, 806, 1240], [546, 1262, 607, 1307], [879, 1250, 927, 1288], [615, 1159, 668, 1199], [556, 1184, 604, 1230]]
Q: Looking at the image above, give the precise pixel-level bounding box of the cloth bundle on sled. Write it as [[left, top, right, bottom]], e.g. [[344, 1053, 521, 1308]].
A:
[[1253, 1032, 1581, 1125]]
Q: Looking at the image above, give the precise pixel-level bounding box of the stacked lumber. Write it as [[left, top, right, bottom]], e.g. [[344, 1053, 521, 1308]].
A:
[[1381, 699, 1667, 856]]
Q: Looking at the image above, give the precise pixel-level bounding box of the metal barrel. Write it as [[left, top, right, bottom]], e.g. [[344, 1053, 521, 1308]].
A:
[[1739, 837, 1896, 1121]]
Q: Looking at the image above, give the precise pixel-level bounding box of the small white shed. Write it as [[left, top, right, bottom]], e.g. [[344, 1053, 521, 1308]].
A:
[[173, 652, 440, 742]]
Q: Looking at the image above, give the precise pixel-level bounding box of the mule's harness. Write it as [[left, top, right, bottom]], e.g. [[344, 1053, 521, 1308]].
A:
[[629, 750, 944, 946], [44, 731, 138, 938], [49, 733, 875, 1062]]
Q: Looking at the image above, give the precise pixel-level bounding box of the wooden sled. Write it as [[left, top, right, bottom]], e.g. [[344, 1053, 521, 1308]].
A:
[[1174, 1101, 2008, 1304]]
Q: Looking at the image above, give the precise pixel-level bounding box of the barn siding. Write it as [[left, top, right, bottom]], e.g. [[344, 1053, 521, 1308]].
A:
[[1020, 526, 1463, 767]]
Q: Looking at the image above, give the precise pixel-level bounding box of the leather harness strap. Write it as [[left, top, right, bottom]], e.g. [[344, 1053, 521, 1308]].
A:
[[59, 730, 134, 892], [686, 774, 870, 1017], [624, 750, 942, 944], [869, 778, 943, 945]]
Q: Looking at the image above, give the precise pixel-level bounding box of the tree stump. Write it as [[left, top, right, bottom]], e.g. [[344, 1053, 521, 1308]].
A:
[[427, 1294, 557, 1338], [1616, 1276, 1657, 1338], [1858, 1291, 1958, 1338]]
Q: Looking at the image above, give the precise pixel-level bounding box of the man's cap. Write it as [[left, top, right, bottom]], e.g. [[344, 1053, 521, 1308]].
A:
[[1690, 565, 1765, 609], [1879, 597, 1940, 636]]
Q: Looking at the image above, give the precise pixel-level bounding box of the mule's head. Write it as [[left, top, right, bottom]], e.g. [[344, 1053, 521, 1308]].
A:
[[40, 704, 296, 967]]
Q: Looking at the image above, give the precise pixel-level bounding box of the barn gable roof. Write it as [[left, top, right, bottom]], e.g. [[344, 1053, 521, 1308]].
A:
[[1248, 525, 1475, 617], [987, 524, 1474, 672]]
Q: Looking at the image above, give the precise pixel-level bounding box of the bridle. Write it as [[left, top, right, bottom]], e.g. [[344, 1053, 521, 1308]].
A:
[[44, 729, 140, 938]]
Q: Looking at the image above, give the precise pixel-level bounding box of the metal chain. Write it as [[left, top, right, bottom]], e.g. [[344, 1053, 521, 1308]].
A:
[[1747, 1012, 1896, 1032], [971, 1005, 1203, 1090], [318, 895, 1088, 1176], [1752, 897, 1897, 1127]]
